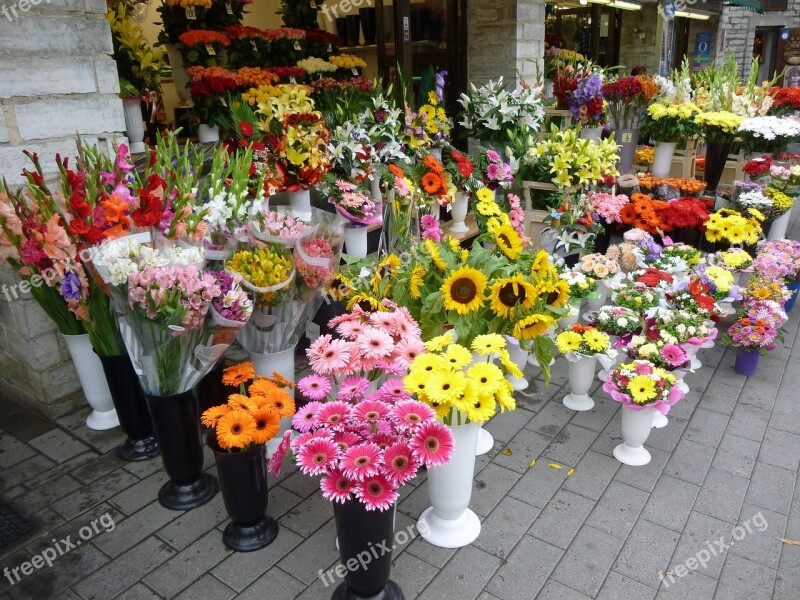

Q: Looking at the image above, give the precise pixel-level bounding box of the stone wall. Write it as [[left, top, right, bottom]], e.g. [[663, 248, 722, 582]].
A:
[[0, 0, 125, 419], [468, 0, 545, 87], [618, 5, 661, 74]]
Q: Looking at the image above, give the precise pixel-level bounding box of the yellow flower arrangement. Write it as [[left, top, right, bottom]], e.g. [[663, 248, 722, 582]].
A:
[[328, 54, 368, 70], [703, 208, 763, 245], [242, 84, 285, 106], [694, 111, 744, 142], [555, 326, 610, 356], [718, 249, 753, 271], [525, 126, 620, 188], [765, 186, 794, 212], [643, 102, 701, 142], [704, 266, 734, 293]]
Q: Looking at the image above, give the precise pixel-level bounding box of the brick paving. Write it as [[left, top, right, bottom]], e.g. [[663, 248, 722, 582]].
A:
[[2, 217, 800, 599]]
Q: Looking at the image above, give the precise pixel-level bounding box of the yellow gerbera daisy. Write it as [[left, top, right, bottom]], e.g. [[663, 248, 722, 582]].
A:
[[555, 330, 582, 354], [476, 199, 501, 217], [442, 344, 473, 369], [465, 362, 505, 393], [628, 375, 657, 405], [513, 313, 555, 340], [583, 329, 610, 353], [424, 238, 448, 270], [496, 381, 517, 412], [464, 393, 497, 422], [403, 369, 429, 398], [471, 333, 506, 355], [499, 348, 524, 379], [442, 265, 488, 315], [410, 352, 448, 375], [493, 224, 523, 260], [426, 370, 467, 405], [476, 187, 494, 203], [489, 275, 538, 318], [424, 331, 454, 352]]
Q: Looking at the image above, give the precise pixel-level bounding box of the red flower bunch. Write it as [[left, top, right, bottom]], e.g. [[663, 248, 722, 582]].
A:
[[187, 66, 237, 96], [660, 197, 711, 230], [743, 152, 800, 178], [687, 278, 717, 313], [266, 66, 307, 82], [636, 268, 673, 288], [602, 76, 643, 101], [770, 87, 800, 111], [261, 28, 306, 41], [305, 29, 344, 45], [178, 30, 231, 47], [225, 25, 262, 40], [450, 150, 474, 178], [553, 72, 578, 109]]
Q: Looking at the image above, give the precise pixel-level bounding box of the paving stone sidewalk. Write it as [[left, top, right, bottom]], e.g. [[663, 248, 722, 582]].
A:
[[2, 218, 800, 599]]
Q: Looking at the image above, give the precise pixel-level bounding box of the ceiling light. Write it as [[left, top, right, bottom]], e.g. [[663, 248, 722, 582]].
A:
[[590, 0, 612, 4], [675, 10, 711, 19], [610, 0, 642, 9]]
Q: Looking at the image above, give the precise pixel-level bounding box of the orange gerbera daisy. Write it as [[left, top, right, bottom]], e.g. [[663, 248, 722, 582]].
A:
[[271, 371, 296, 389], [222, 362, 255, 387], [423, 154, 444, 173], [619, 203, 638, 224], [260, 388, 296, 418], [388, 164, 406, 178], [630, 192, 652, 203], [216, 409, 257, 449], [201, 404, 231, 428], [422, 172, 442, 194], [251, 408, 281, 444], [228, 393, 260, 412]]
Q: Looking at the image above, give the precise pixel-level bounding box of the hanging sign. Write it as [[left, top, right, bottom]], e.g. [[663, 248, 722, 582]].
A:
[[693, 32, 713, 71]]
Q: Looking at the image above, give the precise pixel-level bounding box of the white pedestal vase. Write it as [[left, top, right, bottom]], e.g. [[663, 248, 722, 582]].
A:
[[584, 283, 609, 315], [370, 172, 383, 203], [652, 410, 669, 429], [448, 192, 470, 234], [651, 142, 677, 178], [768, 208, 792, 240], [562, 355, 597, 411], [418, 416, 481, 548], [197, 124, 220, 143], [579, 127, 603, 143], [62, 333, 119, 430], [122, 98, 146, 154], [343, 223, 369, 258], [475, 427, 494, 456], [503, 336, 529, 392], [597, 335, 621, 383], [672, 368, 690, 396], [287, 189, 311, 210], [685, 345, 702, 370], [613, 406, 656, 466], [249, 346, 296, 455]]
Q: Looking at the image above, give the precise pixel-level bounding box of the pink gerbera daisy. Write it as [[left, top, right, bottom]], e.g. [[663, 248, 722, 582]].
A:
[[661, 344, 688, 367], [392, 400, 437, 431], [314, 401, 352, 428], [420, 214, 439, 231], [267, 430, 293, 477], [308, 337, 352, 374], [296, 438, 341, 476], [333, 431, 361, 453], [336, 320, 368, 340], [393, 338, 426, 369], [298, 374, 332, 401], [341, 442, 383, 481], [353, 399, 390, 422], [320, 469, 355, 503], [368, 311, 396, 329], [386, 311, 422, 339], [383, 441, 419, 486], [379, 379, 412, 403], [410, 421, 454, 468], [376, 358, 407, 376], [633, 362, 654, 375], [291, 429, 330, 452], [337, 376, 371, 402], [357, 327, 395, 359], [292, 401, 324, 433], [371, 432, 395, 449], [327, 312, 363, 328], [355, 474, 398, 511]]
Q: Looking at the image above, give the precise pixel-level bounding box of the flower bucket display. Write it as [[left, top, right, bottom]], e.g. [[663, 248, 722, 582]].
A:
[[122, 98, 146, 154], [734, 347, 761, 376], [197, 123, 220, 143], [96, 352, 159, 461], [164, 43, 191, 103], [702, 142, 731, 194], [332, 500, 404, 600], [343, 223, 369, 258], [651, 141, 676, 178], [287, 189, 311, 209], [556, 326, 615, 412], [63, 333, 119, 431], [585, 282, 610, 314], [448, 191, 470, 234]]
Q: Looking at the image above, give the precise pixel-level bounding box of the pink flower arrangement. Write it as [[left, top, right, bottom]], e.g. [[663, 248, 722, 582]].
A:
[[507, 193, 526, 239], [603, 359, 685, 415], [421, 214, 443, 242], [259, 210, 310, 240], [724, 316, 780, 351], [587, 191, 630, 223], [741, 299, 787, 329], [756, 239, 800, 282], [323, 178, 381, 226]]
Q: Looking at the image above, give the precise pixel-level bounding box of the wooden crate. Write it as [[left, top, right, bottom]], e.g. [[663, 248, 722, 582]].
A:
[[521, 180, 560, 250]]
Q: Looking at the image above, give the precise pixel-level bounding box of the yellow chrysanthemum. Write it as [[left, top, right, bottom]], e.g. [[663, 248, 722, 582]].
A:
[[424, 331, 454, 352], [442, 266, 488, 315], [628, 375, 657, 405], [513, 313, 555, 340], [556, 330, 582, 354], [424, 238, 448, 270], [472, 333, 506, 355], [465, 362, 505, 393], [493, 224, 523, 260], [489, 275, 538, 319]]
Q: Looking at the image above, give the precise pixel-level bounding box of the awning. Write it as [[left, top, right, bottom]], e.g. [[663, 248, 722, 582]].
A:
[[725, 0, 764, 14]]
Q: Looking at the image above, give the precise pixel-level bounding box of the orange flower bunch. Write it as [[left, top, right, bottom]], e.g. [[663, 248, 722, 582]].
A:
[[638, 76, 660, 101], [202, 362, 296, 451], [414, 154, 453, 206], [637, 175, 706, 195], [235, 67, 280, 88], [178, 30, 231, 47], [619, 192, 669, 234], [187, 65, 236, 82]]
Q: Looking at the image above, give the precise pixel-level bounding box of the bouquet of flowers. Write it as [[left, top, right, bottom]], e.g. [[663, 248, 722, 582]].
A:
[[723, 316, 781, 354], [592, 306, 642, 337], [618, 193, 668, 234], [606, 242, 640, 273], [764, 186, 795, 214], [741, 276, 792, 305], [651, 307, 717, 347], [419, 88, 453, 147], [711, 248, 753, 272], [473, 147, 515, 191], [769, 87, 800, 116], [561, 270, 598, 300], [305, 29, 343, 58], [602, 75, 660, 130], [659, 196, 712, 231], [296, 57, 338, 79], [319, 177, 381, 226], [660, 242, 702, 267], [568, 73, 605, 127], [410, 152, 455, 208], [556, 324, 612, 357], [441, 147, 481, 194], [328, 54, 368, 78], [626, 334, 690, 371], [733, 185, 773, 214], [694, 111, 744, 144], [542, 192, 601, 255], [457, 77, 545, 148], [177, 30, 231, 67], [641, 102, 700, 142], [587, 191, 630, 224], [737, 116, 800, 154], [611, 283, 660, 312], [404, 332, 519, 424], [603, 360, 684, 413], [224, 26, 269, 68], [158, 0, 245, 45], [755, 239, 800, 282], [202, 362, 294, 451], [577, 253, 620, 282], [704, 208, 764, 246]]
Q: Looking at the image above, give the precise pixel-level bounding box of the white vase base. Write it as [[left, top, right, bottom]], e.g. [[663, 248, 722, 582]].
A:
[[448, 222, 469, 233], [476, 427, 494, 456], [86, 409, 120, 431], [506, 375, 529, 391], [651, 411, 668, 429], [562, 393, 595, 412], [598, 369, 610, 383], [676, 381, 690, 395], [128, 141, 146, 154], [528, 355, 555, 368], [613, 443, 651, 466], [418, 506, 481, 548]]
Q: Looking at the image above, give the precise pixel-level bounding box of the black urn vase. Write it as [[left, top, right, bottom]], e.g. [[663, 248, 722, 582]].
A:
[[359, 8, 376, 44], [96, 353, 159, 462], [704, 141, 731, 194], [144, 389, 218, 511], [210, 436, 279, 551], [196, 360, 227, 417], [346, 14, 361, 46]]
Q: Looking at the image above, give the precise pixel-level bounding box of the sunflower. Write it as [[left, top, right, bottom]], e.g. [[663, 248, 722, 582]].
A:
[[251, 407, 281, 444], [464, 393, 497, 422], [328, 273, 355, 302], [555, 330, 582, 354], [216, 409, 257, 449], [538, 279, 571, 308], [441, 265, 487, 315], [347, 293, 384, 312], [472, 333, 506, 355], [377, 254, 402, 278], [447, 237, 461, 253], [424, 331, 454, 352], [513, 313, 555, 340], [422, 172, 442, 194], [424, 238, 448, 270], [442, 344, 473, 369], [628, 375, 657, 405], [531, 250, 551, 277], [409, 263, 426, 299], [222, 362, 255, 387], [583, 329, 609, 353], [426, 370, 467, 405], [493, 224, 523, 260], [201, 404, 231, 428], [490, 275, 537, 318]]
